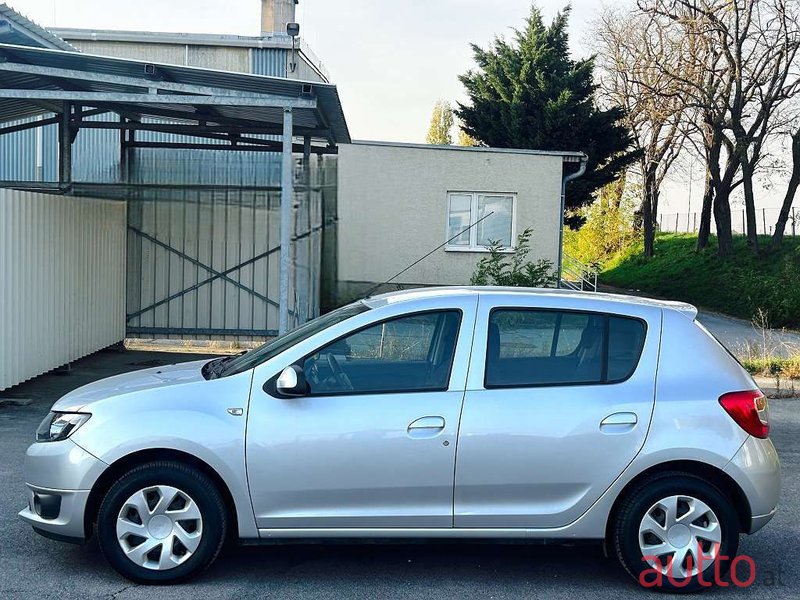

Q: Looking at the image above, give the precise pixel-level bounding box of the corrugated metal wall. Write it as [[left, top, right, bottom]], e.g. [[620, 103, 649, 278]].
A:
[[252, 47, 288, 77], [0, 189, 126, 391], [0, 117, 57, 181], [68, 40, 188, 64], [251, 47, 326, 81]]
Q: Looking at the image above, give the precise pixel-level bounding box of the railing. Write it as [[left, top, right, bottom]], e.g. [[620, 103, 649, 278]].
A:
[[560, 253, 598, 292]]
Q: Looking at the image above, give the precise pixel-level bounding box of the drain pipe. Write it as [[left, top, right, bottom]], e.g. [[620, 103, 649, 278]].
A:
[[557, 153, 588, 288]]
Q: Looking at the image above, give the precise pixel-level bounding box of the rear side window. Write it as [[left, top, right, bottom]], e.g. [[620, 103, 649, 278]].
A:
[[485, 309, 646, 388]]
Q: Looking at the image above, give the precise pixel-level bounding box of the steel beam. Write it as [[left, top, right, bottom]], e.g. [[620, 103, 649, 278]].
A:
[[85, 101, 327, 135], [72, 119, 331, 139], [0, 60, 318, 103], [300, 135, 312, 323], [0, 108, 109, 135], [58, 102, 71, 184], [279, 106, 293, 335], [121, 140, 335, 154], [126, 327, 279, 338], [0, 89, 317, 108]]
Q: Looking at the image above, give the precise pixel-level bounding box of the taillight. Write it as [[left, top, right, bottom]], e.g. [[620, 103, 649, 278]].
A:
[[719, 390, 770, 438]]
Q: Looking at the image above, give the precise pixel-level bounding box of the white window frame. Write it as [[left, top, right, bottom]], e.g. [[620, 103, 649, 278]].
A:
[[444, 191, 517, 253]]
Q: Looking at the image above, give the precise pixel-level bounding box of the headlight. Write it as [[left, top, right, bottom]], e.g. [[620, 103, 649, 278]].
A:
[[35, 412, 91, 443]]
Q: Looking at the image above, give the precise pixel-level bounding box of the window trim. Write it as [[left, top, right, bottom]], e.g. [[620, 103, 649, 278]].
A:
[[483, 307, 648, 390], [268, 309, 464, 398], [444, 191, 517, 252]]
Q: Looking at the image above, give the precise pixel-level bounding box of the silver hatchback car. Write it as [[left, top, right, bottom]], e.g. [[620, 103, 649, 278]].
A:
[[20, 288, 779, 591]]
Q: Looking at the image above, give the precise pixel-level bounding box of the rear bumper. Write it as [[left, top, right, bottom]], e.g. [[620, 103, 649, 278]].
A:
[[723, 435, 781, 534]]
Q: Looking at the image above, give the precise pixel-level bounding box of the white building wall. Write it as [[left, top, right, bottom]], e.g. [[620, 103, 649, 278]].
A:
[[0, 190, 126, 391], [335, 142, 565, 302]]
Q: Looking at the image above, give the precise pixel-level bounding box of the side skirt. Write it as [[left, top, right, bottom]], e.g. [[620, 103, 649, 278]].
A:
[[255, 528, 605, 543]]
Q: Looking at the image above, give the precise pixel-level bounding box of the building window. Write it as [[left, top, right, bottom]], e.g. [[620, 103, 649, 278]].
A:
[[446, 192, 516, 251]]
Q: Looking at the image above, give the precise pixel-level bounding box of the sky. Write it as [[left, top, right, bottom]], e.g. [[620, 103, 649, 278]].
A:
[[3, 0, 787, 212], [8, 0, 596, 142]]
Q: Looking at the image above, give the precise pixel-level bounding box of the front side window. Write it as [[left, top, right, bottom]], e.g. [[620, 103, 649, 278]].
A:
[[446, 192, 515, 250], [485, 309, 646, 387], [300, 310, 462, 396]]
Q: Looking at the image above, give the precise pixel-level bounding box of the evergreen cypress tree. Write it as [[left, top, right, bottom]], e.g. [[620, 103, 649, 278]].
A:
[[457, 5, 636, 220]]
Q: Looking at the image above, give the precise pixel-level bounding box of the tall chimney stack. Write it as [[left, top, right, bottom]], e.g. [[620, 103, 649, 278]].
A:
[[261, 0, 298, 36]]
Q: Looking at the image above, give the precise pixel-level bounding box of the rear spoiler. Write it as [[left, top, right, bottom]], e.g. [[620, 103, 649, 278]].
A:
[[664, 301, 699, 321]]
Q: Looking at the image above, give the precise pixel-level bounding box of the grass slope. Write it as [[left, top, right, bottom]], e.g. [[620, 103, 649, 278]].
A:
[[601, 234, 800, 328]]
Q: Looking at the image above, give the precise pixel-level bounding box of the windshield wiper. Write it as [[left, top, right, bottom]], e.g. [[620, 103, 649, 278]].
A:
[[203, 351, 246, 380]]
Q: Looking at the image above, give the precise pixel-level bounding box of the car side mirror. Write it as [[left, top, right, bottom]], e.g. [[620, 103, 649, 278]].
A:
[[275, 365, 309, 397]]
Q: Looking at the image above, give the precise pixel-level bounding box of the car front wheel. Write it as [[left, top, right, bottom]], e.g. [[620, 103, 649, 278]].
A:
[[612, 472, 741, 593], [97, 461, 227, 584]]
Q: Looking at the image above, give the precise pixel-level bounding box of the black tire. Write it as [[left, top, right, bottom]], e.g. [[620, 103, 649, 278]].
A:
[[612, 472, 740, 593], [97, 461, 228, 584]]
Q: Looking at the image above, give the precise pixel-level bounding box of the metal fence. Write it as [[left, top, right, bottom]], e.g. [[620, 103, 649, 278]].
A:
[[658, 206, 800, 236], [125, 155, 337, 342]]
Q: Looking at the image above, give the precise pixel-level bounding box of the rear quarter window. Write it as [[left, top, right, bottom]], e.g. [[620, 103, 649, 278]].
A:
[[607, 316, 647, 381]]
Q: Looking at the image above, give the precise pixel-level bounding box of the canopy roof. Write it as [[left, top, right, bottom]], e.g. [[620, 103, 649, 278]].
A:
[[0, 41, 350, 146], [0, 4, 76, 52]]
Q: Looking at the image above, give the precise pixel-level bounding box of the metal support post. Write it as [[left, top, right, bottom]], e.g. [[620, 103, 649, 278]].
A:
[[279, 107, 294, 334]]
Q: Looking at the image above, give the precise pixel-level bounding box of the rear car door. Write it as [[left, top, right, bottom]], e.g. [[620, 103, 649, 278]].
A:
[[246, 294, 477, 530], [454, 293, 661, 528]]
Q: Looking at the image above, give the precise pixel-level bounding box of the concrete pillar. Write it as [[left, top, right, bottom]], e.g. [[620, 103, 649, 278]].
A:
[[262, 0, 297, 35]]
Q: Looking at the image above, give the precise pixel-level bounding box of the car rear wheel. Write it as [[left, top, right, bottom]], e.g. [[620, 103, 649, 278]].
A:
[[612, 472, 740, 593], [97, 461, 227, 584]]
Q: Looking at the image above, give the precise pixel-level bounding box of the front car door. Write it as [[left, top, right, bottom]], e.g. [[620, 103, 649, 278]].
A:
[[246, 293, 477, 530], [454, 292, 661, 528]]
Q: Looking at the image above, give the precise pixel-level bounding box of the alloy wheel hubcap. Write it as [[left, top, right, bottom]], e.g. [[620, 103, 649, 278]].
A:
[[638, 494, 722, 579], [116, 485, 203, 570]]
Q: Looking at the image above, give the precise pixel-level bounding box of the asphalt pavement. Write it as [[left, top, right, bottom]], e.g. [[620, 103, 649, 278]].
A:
[[0, 349, 798, 599]]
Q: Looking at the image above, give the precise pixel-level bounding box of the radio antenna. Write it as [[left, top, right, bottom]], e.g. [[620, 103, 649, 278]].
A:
[[363, 211, 495, 298]]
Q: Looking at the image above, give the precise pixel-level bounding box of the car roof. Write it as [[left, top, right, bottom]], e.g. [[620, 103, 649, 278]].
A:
[[363, 286, 698, 320]]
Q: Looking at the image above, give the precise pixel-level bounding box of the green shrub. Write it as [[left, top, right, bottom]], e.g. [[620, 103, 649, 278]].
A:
[[470, 228, 557, 288], [741, 356, 800, 380], [563, 180, 641, 268]]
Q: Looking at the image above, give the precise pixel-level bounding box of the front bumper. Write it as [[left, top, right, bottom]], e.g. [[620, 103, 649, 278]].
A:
[[724, 435, 781, 534], [18, 439, 107, 542], [19, 485, 91, 542]]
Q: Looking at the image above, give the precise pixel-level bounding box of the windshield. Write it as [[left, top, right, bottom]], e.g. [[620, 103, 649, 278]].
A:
[[214, 301, 371, 378]]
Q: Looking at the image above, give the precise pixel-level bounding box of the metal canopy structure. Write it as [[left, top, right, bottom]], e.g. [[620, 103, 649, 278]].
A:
[[0, 42, 350, 147], [0, 4, 77, 51], [0, 40, 350, 335]]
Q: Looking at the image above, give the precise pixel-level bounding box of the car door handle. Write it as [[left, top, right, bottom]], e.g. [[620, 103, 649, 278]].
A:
[[600, 412, 638, 433], [408, 416, 446, 430], [407, 416, 446, 438]]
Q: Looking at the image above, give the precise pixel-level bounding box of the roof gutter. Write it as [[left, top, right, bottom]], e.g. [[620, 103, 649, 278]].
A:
[[556, 153, 588, 289]]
